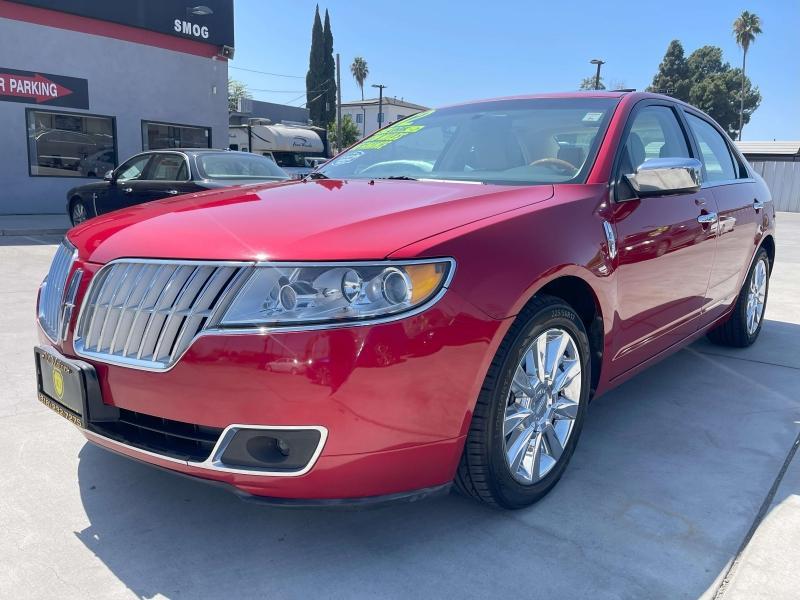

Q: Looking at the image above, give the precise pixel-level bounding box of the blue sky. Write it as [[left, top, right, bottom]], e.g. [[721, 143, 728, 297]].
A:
[[232, 0, 799, 140]]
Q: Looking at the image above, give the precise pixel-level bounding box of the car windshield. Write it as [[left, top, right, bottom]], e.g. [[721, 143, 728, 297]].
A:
[[197, 153, 289, 180], [319, 98, 619, 185]]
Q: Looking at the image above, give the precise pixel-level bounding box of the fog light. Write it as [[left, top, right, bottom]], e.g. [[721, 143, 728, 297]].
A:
[[219, 428, 322, 472], [277, 438, 291, 456]]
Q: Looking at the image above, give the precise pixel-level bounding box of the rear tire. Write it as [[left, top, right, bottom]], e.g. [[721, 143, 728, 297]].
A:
[[70, 199, 89, 226], [455, 295, 591, 509], [707, 248, 770, 348]]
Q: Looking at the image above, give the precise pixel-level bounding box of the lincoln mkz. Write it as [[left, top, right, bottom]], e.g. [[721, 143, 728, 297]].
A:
[[35, 92, 775, 508]]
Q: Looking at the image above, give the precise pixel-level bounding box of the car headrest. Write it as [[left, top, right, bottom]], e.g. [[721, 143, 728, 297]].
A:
[[627, 132, 646, 170]]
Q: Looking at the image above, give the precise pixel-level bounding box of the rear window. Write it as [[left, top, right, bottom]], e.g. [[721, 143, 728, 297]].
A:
[[197, 153, 289, 180]]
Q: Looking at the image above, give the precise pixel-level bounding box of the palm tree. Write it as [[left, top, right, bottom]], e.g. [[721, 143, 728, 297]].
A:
[[733, 11, 762, 140], [350, 57, 369, 100]]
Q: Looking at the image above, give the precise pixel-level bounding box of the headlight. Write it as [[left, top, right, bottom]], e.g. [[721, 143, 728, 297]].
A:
[[219, 259, 454, 328]]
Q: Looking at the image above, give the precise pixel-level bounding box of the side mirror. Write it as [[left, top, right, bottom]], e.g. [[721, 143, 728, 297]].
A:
[[624, 158, 702, 197], [103, 169, 115, 182]]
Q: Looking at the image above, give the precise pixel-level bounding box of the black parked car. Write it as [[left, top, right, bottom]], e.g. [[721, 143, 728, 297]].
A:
[[67, 149, 290, 225]]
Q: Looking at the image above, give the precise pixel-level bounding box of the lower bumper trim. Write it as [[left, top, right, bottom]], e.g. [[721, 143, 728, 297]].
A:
[[86, 430, 453, 508]]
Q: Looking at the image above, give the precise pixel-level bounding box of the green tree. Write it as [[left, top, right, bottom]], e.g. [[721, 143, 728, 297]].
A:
[[686, 46, 761, 138], [733, 11, 763, 139], [647, 42, 761, 139], [327, 114, 360, 150], [322, 9, 337, 126], [305, 6, 326, 126], [579, 76, 605, 90], [646, 39, 690, 100], [350, 57, 369, 100], [228, 79, 251, 113]]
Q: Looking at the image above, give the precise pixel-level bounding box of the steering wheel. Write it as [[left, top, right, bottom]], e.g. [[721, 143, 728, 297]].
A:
[[529, 157, 579, 176]]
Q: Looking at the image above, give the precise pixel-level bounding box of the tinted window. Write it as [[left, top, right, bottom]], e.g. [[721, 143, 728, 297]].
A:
[[320, 98, 619, 185], [273, 152, 310, 168], [27, 110, 116, 178], [149, 154, 189, 181], [197, 153, 289, 179], [142, 121, 210, 150], [116, 155, 151, 181], [685, 113, 738, 182]]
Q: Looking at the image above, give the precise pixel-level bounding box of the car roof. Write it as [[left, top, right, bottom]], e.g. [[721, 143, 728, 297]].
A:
[[438, 90, 679, 110]]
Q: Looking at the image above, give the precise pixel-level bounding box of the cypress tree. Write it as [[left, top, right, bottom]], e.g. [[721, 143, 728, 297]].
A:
[[322, 9, 337, 127], [306, 6, 325, 125]]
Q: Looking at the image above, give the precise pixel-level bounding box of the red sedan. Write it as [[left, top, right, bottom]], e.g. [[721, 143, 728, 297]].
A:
[[35, 92, 775, 508]]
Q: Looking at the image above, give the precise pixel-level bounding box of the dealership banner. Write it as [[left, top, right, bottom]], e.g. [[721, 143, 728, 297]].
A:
[[0, 67, 89, 109]]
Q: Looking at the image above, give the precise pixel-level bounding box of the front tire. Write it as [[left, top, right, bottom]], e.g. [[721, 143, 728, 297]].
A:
[[455, 295, 591, 509], [707, 248, 770, 347]]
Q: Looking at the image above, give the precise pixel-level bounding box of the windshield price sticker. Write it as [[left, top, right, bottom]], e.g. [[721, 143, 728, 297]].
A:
[[359, 125, 424, 150], [582, 112, 603, 123], [357, 109, 436, 150]]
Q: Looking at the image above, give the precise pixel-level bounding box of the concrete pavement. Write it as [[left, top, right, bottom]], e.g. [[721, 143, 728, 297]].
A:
[[0, 216, 798, 599]]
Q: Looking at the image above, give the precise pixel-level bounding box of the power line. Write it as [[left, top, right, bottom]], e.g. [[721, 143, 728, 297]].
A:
[[229, 66, 304, 79]]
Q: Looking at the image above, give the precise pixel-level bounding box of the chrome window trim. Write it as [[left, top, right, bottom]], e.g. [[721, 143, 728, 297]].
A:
[[144, 150, 193, 182], [699, 177, 756, 189], [73, 257, 456, 372], [83, 423, 328, 477]]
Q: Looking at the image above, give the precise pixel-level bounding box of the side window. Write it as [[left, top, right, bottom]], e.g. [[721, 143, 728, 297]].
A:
[[148, 154, 189, 181], [115, 155, 151, 181], [685, 113, 738, 183], [617, 105, 691, 199]]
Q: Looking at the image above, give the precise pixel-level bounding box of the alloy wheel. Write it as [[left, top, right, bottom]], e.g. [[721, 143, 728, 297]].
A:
[[746, 258, 768, 335], [71, 203, 87, 225], [503, 327, 582, 485]]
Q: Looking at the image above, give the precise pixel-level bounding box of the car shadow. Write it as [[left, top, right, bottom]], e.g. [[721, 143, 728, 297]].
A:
[[74, 319, 800, 599]]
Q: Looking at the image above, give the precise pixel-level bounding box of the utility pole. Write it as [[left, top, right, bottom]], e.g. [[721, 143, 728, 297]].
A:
[[336, 53, 342, 153], [372, 83, 387, 132], [590, 59, 605, 90]]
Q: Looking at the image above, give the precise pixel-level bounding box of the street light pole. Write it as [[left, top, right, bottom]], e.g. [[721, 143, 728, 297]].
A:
[[371, 83, 387, 132], [590, 59, 605, 90]]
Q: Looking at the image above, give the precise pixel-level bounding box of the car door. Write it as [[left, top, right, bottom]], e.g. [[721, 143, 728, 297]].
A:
[[136, 152, 201, 201], [682, 111, 761, 324], [99, 153, 154, 214], [608, 101, 717, 377]]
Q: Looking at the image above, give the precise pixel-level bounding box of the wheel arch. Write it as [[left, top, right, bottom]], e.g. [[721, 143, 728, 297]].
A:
[[760, 234, 775, 271], [521, 273, 606, 398]]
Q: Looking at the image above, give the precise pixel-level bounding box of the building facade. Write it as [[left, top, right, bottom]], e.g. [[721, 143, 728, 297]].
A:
[[0, 0, 234, 215], [341, 97, 428, 140]]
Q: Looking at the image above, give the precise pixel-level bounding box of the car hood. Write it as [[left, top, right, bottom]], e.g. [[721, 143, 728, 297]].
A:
[[68, 178, 554, 263]]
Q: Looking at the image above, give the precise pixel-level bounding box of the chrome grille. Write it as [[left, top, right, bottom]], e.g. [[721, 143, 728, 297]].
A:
[[38, 241, 76, 341], [75, 261, 250, 370]]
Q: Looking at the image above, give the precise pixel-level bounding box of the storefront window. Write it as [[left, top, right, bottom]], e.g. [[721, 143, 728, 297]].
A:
[[142, 121, 211, 150], [26, 109, 116, 178]]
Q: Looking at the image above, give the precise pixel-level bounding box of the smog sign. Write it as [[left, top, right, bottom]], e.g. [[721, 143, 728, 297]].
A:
[[0, 68, 89, 109]]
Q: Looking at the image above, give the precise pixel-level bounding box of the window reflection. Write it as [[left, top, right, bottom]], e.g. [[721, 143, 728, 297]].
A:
[[143, 122, 210, 150], [27, 110, 116, 178]]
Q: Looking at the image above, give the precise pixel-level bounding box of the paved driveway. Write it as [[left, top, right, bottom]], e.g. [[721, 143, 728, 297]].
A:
[[1, 215, 798, 600]]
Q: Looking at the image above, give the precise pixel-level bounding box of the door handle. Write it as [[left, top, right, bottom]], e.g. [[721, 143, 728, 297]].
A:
[[697, 212, 718, 225], [165, 189, 179, 195], [753, 198, 765, 211], [122, 187, 133, 194]]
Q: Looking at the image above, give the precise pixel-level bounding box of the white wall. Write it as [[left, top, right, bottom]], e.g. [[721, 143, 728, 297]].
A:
[[342, 103, 425, 139]]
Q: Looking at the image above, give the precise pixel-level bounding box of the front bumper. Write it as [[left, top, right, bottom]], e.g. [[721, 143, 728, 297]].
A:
[[39, 279, 508, 501]]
